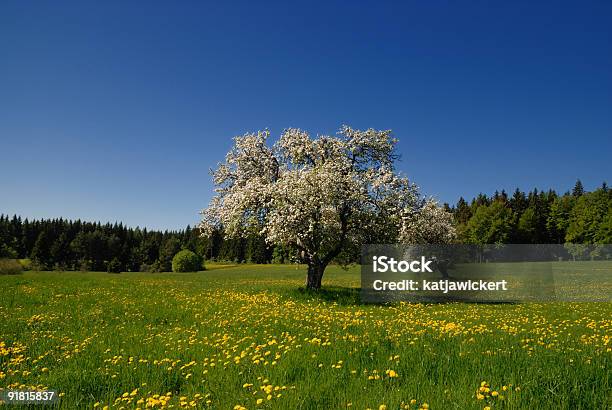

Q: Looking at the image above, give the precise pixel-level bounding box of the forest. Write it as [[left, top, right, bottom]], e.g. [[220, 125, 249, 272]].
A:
[[1, 180, 610, 272]]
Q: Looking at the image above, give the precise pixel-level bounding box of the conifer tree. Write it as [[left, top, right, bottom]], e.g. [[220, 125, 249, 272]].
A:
[[572, 179, 584, 197]]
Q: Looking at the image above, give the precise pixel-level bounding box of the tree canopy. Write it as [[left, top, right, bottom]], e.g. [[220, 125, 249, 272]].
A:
[[200, 126, 455, 289]]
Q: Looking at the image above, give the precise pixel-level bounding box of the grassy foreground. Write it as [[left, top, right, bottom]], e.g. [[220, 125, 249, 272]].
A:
[[0, 264, 610, 409]]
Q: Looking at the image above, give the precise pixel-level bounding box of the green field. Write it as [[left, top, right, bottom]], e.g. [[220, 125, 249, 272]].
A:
[[1, 264, 610, 409]]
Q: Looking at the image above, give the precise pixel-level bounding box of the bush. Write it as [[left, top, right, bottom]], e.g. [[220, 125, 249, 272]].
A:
[[0, 259, 23, 275], [172, 250, 203, 272]]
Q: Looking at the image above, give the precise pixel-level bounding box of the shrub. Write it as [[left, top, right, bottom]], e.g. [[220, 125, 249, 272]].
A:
[[0, 259, 23, 275], [172, 250, 203, 272]]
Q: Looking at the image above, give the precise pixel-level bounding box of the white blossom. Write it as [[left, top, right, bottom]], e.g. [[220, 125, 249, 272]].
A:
[[199, 125, 455, 288], [399, 199, 457, 244]]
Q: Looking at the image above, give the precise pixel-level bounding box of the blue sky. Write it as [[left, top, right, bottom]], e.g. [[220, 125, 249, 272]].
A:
[[1, 1, 611, 230]]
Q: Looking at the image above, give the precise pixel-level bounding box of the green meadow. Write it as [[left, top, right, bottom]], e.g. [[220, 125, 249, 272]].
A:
[[1, 263, 610, 409]]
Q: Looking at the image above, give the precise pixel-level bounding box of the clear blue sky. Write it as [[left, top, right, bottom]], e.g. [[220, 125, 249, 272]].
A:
[[1, 1, 611, 230]]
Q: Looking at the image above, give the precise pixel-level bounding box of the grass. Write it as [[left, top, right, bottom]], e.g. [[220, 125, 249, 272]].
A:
[[0, 263, 610, 409]]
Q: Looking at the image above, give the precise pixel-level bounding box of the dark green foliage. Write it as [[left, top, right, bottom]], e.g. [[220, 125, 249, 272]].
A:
[[70, 231, 113, 271], [510, 188, 528, 214], [245, 234, 271, 264], [0, 243, 17, 258], [172, 249, 202, 272], [597, 213, 612, 243], [50, 232, 71, 270], [107, 257, 122, 273], [219, 237, 246, 263], [31, 229, 53, 269], [566, 189, 610, 243], [452, 181, 611, 247], [454, 197, 472, 225], [572, 179, 585, 197], [159, 237, 181, 271], [0, 215, 21, 258], [0, 214, 237, 272], [517, 207, 538, 243], [1, 179, 609, 272], [272, 245, 291, 264], [140, 261, 161, 273], [463, 201, 515, 244], [547, 195, 576, 243]]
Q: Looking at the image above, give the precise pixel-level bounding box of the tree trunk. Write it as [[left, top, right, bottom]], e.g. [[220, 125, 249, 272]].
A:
[[306, 262, 325, 290]]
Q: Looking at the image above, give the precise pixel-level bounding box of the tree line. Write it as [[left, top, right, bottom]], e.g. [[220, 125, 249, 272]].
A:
[[449, 180, 611, 245], [1, 180, 610, 272], [0, 218, 279, 272]]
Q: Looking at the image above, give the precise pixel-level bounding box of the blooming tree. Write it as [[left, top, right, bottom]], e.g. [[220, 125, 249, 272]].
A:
[[200, 126, 455, 289], [399, 199, 456, 244], [399, 199, 457, 278]]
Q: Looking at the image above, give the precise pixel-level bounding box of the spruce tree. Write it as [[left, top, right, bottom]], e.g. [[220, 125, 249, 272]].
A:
[[572, 179, 584, 197], [454, 197, 472, 225], [510, 188, 528, 214]]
